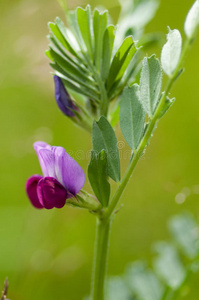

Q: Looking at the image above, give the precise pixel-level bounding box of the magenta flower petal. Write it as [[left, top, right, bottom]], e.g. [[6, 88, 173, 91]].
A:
[[25, 175, 44, 209], [37, 177, 67, 209]]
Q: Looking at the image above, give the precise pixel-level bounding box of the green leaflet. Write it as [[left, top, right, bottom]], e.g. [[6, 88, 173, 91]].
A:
[[153, 242, 186, 290], [88, 150, 110, 207], [50, 63, 99, 94], [48, 22, 77, 57], [161, 28, 182, 76], [108, 277, 131, 300], [49, 47, 89, 81], [92, 116, 120, 182], [120, 84, 145, 150], [58, 75, 100, 102], [107, 36, 136, 92], [140, 55, 162, 117], [93, 9, 108, 71], [45, 50, 53, 62], [101, 25, 116, 82], [48, 35, 86, 73], [76, 5, 93, 60], [126, 262, 163, 300], [109, 101, 120, 127], [169, 213, 199, 259], [108, 50, 141, 101]]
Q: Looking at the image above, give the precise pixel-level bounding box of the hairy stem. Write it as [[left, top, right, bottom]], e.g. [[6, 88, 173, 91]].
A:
[[91, 218, 111, 300], [91, 30, 198, 300], [103, 34, 195, 220]]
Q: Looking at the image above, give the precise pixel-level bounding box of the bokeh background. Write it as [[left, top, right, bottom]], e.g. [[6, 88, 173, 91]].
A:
[[0, 0, 199, 299]]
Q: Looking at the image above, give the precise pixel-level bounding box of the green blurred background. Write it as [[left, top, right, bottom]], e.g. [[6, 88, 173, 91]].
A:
[[0, 0, 199, 299]]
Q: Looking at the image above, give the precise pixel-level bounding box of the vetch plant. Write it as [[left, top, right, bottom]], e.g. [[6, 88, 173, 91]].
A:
[[24, 1, 199, 299]]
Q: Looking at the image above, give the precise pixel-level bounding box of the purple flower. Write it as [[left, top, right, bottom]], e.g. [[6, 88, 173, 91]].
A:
[[26, 142, 85, 209], [54, 75, 78, 117]]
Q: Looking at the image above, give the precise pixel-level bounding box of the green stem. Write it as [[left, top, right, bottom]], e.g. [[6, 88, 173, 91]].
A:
[[91, 218, 111, 300], [103, 35, 194, 220], [91, 31, 198, 300]]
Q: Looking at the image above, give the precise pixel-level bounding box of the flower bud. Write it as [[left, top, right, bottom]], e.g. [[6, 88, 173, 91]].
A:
[[53, 75, 93, 132], [54, 75, 78, 117]]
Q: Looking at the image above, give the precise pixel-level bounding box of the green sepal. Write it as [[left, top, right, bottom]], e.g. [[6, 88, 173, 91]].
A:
[[66, 190, 101, 212]]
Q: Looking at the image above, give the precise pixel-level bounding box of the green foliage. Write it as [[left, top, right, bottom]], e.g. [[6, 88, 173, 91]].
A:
[[107, 277, 131, 300], [93, 9, 108, 71], [120, 84, 145, 150], [139, 55, 162, 118], [107, 212, 199, 300], [126, 261, 163, 300], [153, 242, 186, 290], [101, 25, 115, 82], [117, 0, 160, 40], [107, 36, 137, 95], [169, 213, 199, 259], [92, 116, 120, 182], [76, 6, 93, 59], [161, 28, 182, 77], [88, 150, 110, 207], [47, 5, 138, 118], [158, 96, 175, 119]]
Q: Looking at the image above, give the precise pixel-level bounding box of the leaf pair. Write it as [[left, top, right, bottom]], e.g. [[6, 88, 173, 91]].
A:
[[88, 117, 120, 207]]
